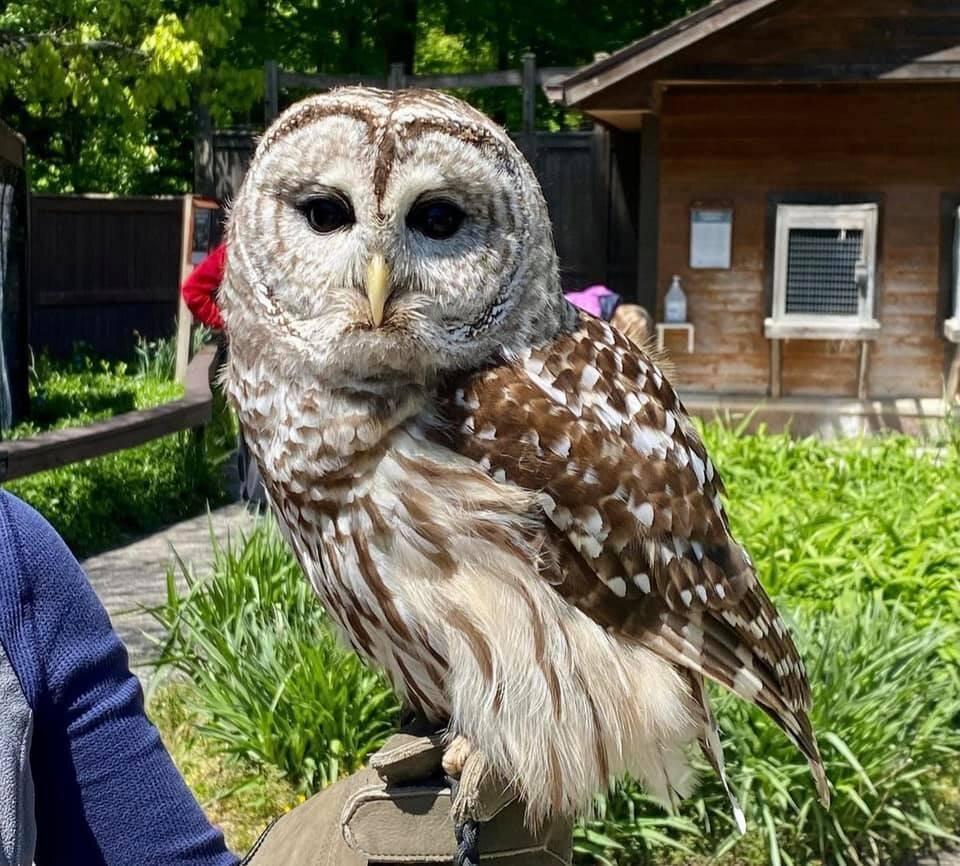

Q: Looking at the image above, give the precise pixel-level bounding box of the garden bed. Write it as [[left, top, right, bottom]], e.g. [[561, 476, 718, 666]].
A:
[[151, 423, 960, 864], [5, 340, 232, 557]]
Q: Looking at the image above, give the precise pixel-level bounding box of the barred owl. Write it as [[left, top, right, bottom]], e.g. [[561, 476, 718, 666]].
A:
[[220, 87, 828, 826]]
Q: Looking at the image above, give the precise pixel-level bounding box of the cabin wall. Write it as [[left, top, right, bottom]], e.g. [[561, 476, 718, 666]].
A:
[[656, 83, 960, 397]]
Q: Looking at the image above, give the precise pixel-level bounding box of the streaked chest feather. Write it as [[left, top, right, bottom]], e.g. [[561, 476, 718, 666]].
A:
[[229, 369, 540, 719]]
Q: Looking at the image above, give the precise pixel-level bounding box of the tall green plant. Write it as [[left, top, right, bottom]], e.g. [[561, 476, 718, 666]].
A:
[[585, 599, 960, 866]]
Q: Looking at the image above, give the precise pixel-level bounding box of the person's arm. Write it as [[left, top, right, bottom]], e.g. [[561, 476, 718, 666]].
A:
[[5, 494, 238, 866], [182, 244, 227, 330]]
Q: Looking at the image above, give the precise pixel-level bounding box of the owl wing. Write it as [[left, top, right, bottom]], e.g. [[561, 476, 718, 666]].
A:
[[441, 314, 828, 805]]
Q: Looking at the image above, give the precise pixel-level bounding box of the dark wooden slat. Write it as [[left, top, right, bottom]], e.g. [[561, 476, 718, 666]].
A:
[[279, 71, 387, 90], [411, 70, 521, 89], [194, 103, 215, 197], [521, 54, 537, 135], [265, 60, 280, 122], [32, 289, 177, 306], [0, 347, 215, 482], [0, 121, 25, 168], [30, 195, 182, 212], [636, 115, 660, 312]]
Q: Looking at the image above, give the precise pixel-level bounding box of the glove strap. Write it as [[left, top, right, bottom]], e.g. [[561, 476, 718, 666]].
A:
[[448, 775, 481, 866], [453, 819, 480, 866]]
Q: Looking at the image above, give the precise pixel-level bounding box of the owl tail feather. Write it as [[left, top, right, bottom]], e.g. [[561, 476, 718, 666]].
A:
[[688, 673, 747, 835]]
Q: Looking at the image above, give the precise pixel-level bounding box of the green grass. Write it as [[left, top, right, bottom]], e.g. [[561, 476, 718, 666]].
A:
[[150, 682, 302, 853], [4, 338, 231, 557], [150, 425, 960, 865], [11, 347, 182, 438], [153, 520, 400, 794]]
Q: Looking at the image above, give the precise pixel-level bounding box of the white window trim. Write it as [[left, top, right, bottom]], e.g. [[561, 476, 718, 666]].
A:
[[764, 203, 881, 341]]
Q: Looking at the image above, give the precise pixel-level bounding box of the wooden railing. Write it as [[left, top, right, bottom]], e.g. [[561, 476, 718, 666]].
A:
[[0, 346, 216, 483], [263, 55, 578, 132]]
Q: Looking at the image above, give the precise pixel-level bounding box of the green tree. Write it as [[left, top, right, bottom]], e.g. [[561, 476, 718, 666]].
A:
[[1, 2, 204, 191], [1, 0, 705, 193]]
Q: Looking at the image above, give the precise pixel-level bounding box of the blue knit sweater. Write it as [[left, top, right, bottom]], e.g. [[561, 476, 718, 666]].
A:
[[0, 492, 239, 866]]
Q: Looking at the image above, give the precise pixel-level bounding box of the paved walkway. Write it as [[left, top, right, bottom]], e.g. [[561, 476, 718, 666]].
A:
[[81, 503, 254, 676]]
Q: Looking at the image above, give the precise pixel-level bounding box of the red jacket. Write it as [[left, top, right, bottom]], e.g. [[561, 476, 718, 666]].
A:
[[181, 244, 226, 330]]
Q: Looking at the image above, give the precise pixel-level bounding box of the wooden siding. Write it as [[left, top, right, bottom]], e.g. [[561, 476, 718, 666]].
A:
[[684, 0, 960, 78], [0, 125, 29, 423], [657, 83, 960, 397]]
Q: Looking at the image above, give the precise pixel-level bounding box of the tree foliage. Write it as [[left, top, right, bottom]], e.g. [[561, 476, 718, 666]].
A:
[[1, 0, 706, 193]]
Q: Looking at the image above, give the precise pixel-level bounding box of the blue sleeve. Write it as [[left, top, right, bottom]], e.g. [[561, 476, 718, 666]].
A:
[[3, 494, 239, 866]]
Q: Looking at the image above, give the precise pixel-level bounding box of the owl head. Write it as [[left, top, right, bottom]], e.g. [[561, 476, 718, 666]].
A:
[[221, 87, 574, 392]]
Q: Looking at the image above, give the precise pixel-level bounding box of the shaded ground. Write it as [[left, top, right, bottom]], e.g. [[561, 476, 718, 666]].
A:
[[81, 503, 254, 678]]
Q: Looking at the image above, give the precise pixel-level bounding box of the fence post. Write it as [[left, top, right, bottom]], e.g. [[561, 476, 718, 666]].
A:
[[521, 53, 537, 136], [388, 63, 406, 90], [264, 60, 280, 124], [174, 195, 195, 384], [193, 102, 215, 197]]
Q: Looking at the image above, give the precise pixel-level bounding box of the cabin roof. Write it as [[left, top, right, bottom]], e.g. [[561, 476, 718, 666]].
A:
[[562, 0, 781, 104], [560, 0, 960, 128]]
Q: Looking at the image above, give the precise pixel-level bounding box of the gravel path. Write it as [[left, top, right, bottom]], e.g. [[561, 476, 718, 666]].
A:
[[81, 503, 254, 677]]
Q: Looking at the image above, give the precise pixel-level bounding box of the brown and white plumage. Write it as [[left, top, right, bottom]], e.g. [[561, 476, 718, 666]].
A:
[[220, 86, 828, 827]]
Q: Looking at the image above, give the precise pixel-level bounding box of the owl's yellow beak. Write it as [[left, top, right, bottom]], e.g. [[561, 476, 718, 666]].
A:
[[365, 254, 391, 328]]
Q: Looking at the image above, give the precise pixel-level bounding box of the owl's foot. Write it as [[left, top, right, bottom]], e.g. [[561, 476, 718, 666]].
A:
[[442, 734, 475, 779]]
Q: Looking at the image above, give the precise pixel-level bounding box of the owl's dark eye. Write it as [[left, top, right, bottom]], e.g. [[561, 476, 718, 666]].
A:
[[299, 193, 354, 233], [407, 199, 465, 240]]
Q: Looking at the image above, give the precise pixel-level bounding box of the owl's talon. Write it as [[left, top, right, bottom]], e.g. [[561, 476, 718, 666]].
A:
[[442, 735, 474, 779]]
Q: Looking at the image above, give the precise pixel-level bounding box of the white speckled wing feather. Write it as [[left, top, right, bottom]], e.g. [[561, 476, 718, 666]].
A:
[[441, 314, 828, 804]]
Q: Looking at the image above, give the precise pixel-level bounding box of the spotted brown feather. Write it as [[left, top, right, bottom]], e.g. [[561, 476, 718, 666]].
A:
[[440, 314, 827, 802]]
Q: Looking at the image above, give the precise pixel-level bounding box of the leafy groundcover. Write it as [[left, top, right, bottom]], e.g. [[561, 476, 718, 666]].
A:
[[7, 339, 231, 557]]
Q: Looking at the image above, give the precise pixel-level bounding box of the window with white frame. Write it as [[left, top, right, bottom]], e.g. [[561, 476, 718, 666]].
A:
[[764, 203, 881, 340]]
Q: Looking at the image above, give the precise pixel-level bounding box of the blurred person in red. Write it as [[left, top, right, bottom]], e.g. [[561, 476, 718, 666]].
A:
[[180, 244, 265, 507], [181, 243, 226, 332]]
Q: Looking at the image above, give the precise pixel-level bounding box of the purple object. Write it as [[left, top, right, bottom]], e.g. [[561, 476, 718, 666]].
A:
[[564, 284, 621, 321]]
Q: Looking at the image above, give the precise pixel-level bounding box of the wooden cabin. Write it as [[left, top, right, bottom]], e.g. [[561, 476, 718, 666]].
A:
[[557, 0, 960, 415]]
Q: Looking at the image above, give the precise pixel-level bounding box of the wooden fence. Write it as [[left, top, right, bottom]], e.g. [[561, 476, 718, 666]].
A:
[[29, 195, 184, 358], [262, 54, 577, 131], [195, 57, 641, 298], [0, 345, 215, 482]]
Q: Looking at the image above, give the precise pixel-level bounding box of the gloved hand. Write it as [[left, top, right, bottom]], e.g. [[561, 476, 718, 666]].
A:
[[242, 731, 573, 865]]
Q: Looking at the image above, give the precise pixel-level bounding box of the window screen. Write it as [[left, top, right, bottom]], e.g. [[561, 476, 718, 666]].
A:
[[770, 203, 878, 327], [784, 227, 863, 315]]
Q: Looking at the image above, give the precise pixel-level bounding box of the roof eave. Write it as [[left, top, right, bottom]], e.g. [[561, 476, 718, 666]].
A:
[[561, 0, 785, 108]]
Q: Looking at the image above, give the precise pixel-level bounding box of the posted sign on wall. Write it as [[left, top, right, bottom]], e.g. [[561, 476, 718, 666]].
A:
[[690, 207, 733, 269]]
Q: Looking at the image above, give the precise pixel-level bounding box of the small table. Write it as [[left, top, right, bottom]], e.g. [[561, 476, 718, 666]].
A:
[[656, 322, 695, 353]]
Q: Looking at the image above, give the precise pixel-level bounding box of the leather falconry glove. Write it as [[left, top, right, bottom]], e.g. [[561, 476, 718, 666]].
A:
[[242, 731, 573, 865]]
